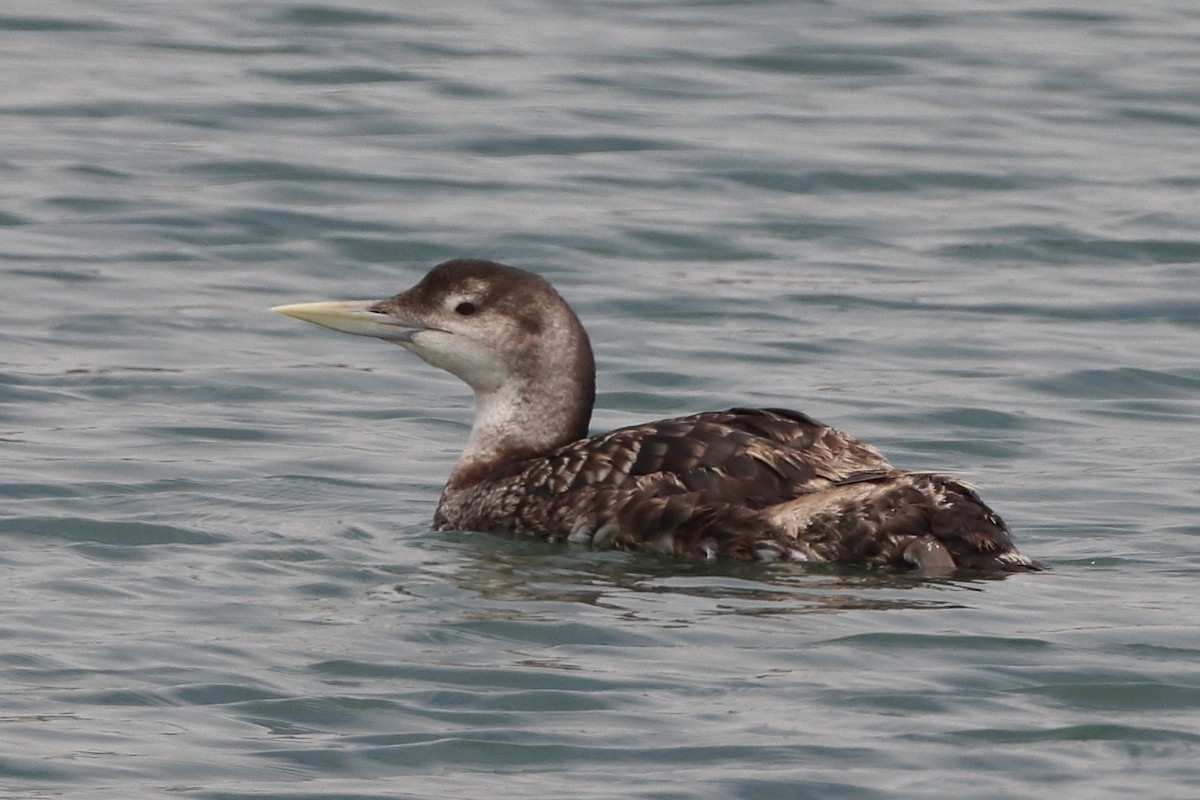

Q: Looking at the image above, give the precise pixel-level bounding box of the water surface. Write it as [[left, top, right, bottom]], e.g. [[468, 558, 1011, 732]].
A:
[[3, 1, 1199, 798]]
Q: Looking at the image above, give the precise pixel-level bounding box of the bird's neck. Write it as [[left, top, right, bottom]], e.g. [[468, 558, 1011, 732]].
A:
[[446, 367, 594, 491]]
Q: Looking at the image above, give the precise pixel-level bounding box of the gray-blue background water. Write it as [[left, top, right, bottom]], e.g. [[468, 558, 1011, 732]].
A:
[[3, 1, 1199, 797]]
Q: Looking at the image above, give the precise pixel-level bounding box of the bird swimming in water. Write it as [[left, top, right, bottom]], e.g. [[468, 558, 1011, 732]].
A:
[[274, 258, 1038, 572]]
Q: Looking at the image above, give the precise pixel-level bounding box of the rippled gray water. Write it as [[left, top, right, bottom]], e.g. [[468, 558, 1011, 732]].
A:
[[3, 1, 1200, 798]]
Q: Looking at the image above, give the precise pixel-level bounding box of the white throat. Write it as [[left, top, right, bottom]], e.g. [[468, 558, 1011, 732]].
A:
[[456, 359, 586, 476]]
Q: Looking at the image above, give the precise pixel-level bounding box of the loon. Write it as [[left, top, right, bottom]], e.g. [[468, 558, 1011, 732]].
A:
[[274, 258, 1038, 572]]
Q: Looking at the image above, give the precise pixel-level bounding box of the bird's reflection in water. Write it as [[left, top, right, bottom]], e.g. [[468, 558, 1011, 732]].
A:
[[410, 531, 1016, 620]]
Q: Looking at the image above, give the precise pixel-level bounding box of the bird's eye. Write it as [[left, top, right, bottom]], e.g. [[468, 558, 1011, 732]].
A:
[[454, 301, 477, 316]]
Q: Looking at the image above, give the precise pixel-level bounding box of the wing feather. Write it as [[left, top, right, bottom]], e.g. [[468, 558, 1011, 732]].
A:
[[438, 407, 891, 530]]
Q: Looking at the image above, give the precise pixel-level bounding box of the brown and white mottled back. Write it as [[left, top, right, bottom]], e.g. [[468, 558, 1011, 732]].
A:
[[274, 258, 1040, 573]]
